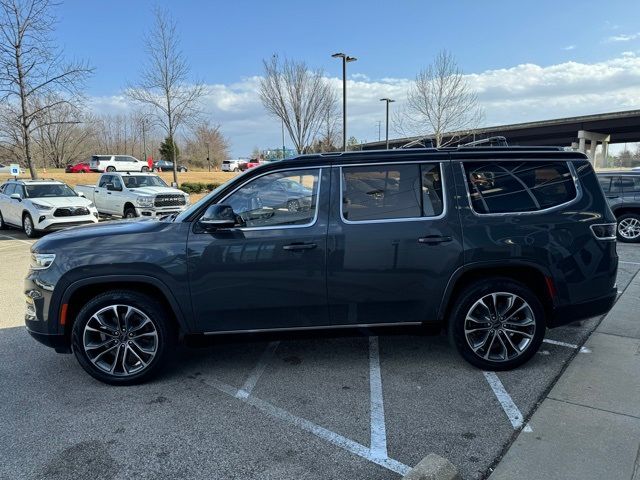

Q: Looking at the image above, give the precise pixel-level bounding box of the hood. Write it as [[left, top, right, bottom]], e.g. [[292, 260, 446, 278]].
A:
[[29, 196, 93, 208], [128, 186, 185, 196]]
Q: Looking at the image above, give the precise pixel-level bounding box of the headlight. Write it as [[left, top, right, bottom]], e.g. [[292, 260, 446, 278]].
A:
[[88, 202, 96, 208], [136, 196, 154, 207], [30, 253, 56, 270], [32, 203, 53, 211]]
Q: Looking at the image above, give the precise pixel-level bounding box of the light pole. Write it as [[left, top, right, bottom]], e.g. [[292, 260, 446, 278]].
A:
[[206, 142, 210, 172], [380, 98, 395, 149], [332, 52, 357, 152], [141, 118, 148, 163], [281, 118, 286, 160]]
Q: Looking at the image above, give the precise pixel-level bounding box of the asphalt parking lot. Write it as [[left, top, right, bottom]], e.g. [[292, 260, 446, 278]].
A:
[[1, 229, 639, 480]]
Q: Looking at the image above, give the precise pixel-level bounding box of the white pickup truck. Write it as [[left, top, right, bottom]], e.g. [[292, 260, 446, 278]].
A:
[[76, 172, 190, 219]]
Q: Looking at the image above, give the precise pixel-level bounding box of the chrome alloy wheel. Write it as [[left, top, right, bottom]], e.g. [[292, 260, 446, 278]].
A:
[[618, 217, 640, 240], [83, 305, 158, 376], [463, 292, 536, 362]]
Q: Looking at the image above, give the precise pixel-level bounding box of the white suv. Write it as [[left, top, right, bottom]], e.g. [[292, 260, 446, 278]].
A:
[[0, 179, 98, 238], [221, 159, 246, 172], [90, 155, 149, 173]]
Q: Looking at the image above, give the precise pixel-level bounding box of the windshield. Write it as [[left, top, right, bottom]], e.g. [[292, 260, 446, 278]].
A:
[[122, 175, 168, 188], [174, 175, 241, 222], [25, 183, 77, 198]]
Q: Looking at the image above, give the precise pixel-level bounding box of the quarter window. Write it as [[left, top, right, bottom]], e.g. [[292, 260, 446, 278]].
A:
[[464, 161, 577, 214], [223, 169, 320, 228], [342, 163, 443, 222], [598, 176, 612, 194]]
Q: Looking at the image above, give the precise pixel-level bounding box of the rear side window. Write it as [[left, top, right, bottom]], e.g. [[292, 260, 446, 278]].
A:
[[464, 161, 577, 214], [598, 176, 612, 193], [342, 163, 443, 221]]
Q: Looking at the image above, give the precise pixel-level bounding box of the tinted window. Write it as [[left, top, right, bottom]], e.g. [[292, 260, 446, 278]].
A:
[[4, 184, 15, 196], [115, 156, 129, 162], [464, 161, 577, 214], [621, 176, 640, 193], [342, 164, 421, 221], [223, 169, 320, 228], [598, 176, 612, 193]]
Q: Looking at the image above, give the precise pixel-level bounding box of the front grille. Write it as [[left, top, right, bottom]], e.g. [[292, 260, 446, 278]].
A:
[[154, 194, 186, 207], [53, 207, 90, 217]]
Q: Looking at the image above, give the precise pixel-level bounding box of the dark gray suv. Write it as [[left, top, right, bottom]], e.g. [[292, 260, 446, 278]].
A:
[[597, 171, 640, 242], [25, 146, 618, 384]]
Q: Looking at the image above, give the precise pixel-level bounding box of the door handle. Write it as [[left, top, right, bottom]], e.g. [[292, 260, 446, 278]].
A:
[[283, 243, 317, 251], [94, 190, 99, 193], [417, 235, 453, 245], [107, 192, 112, 195]]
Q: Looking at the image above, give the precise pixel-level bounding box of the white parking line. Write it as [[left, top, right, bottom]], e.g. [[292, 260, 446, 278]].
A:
[[620, 261, 640, 266], [235, 341, 279, 399], [204, 375, 412, 476], [543, 338, 591, 353], [0, 233, 32, 246], [368, 336, 388, 459], [483, 371, 533, 432]]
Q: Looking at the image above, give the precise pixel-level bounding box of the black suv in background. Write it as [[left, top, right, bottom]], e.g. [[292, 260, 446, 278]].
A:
[[25, 147, 618, 384], [597, 171, 640, 242]]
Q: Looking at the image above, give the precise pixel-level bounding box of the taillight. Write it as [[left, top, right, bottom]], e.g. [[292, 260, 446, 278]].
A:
[[590, 223, 616, 240]]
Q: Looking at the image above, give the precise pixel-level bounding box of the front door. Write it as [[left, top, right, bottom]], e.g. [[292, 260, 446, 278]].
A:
[[327, 160, 463, 326], [187, 167, 329, 332]]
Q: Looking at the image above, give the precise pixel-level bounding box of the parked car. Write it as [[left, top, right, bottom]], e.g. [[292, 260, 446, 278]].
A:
[[65, 162, 90, 173], [0, 179, 98, 237], [0, 163, 25, 175], [597, 171, 640, 242], [75, 172, 189, 219], [25, 146, 617, 384], [152, 159, 188, 172], [221, 159, 246, 172], [90, 155, 149, 173]]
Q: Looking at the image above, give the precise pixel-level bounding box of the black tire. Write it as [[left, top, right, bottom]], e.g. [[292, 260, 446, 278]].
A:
[[616, 213, 640, 243], [179, 167, 187, 173], [106, 166, 116, 172], [0, 210, 5, 230], [22, 213, 38, 238], [448, 277, 545, 371], [233, 167, 240, 172], [141, 166, 149, 172], [124, 207, 137, 219], [72, 290, 175, 385]]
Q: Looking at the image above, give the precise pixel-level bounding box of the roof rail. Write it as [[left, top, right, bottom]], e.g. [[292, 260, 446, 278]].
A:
[[400, 137, 435, 149], [461, 136, 508, 147]]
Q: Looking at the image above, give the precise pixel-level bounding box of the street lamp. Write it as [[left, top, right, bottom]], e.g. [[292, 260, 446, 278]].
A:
[[332, 52, 357, 152], [380, 98, 395, 149], [206, 142, 211, 172]]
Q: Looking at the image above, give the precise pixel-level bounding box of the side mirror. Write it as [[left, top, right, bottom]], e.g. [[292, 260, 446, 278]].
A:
[[10, 193, 21, 201], [77, 191, 85, 197], [199, 204, 237, 230]]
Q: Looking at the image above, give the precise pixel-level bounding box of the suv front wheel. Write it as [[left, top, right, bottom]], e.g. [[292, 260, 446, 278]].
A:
[[72, 290, 174, 385], [449, 278, 545, 371]]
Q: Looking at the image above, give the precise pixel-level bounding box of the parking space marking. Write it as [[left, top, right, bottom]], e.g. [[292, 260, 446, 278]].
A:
[[204, 375, 412, 476], [620, 261, 640, 266], [543, 338, 590, 353], [368, 336, 388, 459], [483, 371, 533, 432], [0, 233, 32, 246], [235, 341, 280, 399]]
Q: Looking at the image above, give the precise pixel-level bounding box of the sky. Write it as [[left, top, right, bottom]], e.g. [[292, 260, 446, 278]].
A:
[[54, 0, 640, 157]]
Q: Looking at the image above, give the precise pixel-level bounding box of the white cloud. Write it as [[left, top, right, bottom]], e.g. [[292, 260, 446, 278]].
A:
[[606, 32, 640, 42], [563, 45, 576, 51], [87, 53, 640, 156]]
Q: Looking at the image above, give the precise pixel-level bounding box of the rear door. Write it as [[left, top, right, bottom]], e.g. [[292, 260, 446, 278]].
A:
[[327, 158, 463, 326]]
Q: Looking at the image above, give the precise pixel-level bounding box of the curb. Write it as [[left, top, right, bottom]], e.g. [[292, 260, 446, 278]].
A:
[[402, 454, 461, 480]]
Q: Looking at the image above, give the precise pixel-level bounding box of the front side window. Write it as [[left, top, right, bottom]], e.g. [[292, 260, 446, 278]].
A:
[[223, 169, 320, 228], [3, 184, 15, 196], [464, 161, 577, 214], [342, 163, 443, 222]]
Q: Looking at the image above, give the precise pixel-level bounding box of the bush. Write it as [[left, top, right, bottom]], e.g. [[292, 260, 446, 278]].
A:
[[178, 182, 222, 195]]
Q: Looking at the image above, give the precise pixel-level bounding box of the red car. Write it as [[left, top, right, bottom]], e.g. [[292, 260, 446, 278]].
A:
[[65, 162, 90, 173]]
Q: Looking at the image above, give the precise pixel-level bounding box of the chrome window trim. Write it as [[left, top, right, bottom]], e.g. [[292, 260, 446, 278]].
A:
[[338, 161, 447, 225], [211, 166, 323, 232], [460, 160, 582, 217]]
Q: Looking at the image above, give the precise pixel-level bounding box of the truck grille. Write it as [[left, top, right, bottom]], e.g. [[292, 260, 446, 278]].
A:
[[154, 194, 186, 207], [53, 207, 90, 217]]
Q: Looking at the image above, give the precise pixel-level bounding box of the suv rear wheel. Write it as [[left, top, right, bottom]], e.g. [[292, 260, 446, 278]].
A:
[[449, 278, 545, 370], [616, 213, 640, 243], [72, 290, 174, 385], [106, 166, 116, 172]]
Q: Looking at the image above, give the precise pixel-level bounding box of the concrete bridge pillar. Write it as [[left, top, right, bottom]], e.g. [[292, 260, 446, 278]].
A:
[[577, 130, 611, 168]]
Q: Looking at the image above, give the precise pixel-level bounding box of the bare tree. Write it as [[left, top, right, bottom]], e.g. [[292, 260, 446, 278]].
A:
[[396, 50, 483, 147], [0, 0, 91, 178], [259, 56, 334, 154], [127, 8, 205, 185], [183, 121, 229, 170]]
